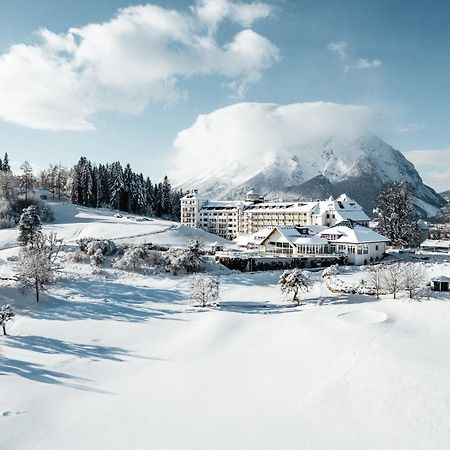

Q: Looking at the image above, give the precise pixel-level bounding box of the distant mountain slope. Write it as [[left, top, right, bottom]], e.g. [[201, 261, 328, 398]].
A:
[[186, 137, 444, 216], [175, 103, 445, 217], [439, 190, 450, 202]]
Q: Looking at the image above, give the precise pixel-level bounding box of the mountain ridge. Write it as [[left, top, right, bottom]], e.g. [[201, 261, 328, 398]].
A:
[[181, 134, 445, 217]]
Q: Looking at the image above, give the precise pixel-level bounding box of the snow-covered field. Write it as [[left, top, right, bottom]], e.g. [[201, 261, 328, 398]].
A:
[[1, 201, 450, 449]]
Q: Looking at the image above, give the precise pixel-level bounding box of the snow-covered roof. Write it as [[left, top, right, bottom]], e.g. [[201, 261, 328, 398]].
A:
[[320, 221, 389, 244], [260, 226, 327, 247], [420, 239, 450, 248], [254, 227, 274, 239], [432, 275, 450, 282], [181, 191, 206, 200], [335, 209, 370, 222], [293, 236, 329, 245], [200, 200, 247, 211], [336, 194, 351, 202], [331, 195, 370, 222], [243, 201, 316, 213], [233, 227, 273, 247], [303, 225, 328, 234]]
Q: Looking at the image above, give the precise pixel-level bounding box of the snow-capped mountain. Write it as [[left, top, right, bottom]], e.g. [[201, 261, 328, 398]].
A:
[[174, 103, 445, 217]]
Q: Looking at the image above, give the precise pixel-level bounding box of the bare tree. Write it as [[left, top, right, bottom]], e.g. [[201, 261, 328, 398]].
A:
[[279, 268, 311, 306], [16, 232, 63, 302], [0, 304, 15, 336], [19, 161, 34, 204], [402, 262, 426, 298], [367, 264, 385, 299], [383, 263, 403, 299], [190, 275, 220, 307]]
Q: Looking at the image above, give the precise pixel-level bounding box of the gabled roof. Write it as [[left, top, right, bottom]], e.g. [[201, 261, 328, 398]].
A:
[[432, 275, 450, 282], [259, 226, 328, 247], [320, 221, 389, 244]]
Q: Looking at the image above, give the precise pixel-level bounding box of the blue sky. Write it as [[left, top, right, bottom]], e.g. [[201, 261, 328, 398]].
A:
[[0, 0, 449, 190]]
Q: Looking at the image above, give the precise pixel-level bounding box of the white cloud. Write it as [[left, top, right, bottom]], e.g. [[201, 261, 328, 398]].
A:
[[354, 58, 382, 69], [327, 41, 347, 60], [327, 41, 381, 72], [0, 1, 278, 131], [172, 101, 379, 183], [193, 0, 272, 30], [404, 148, 450, 192]]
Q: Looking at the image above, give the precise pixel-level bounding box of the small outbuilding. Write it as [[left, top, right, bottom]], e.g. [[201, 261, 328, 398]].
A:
[[431, 276, 450, 292], [209, 242, 224, 253], [420, 239, 450, 253]]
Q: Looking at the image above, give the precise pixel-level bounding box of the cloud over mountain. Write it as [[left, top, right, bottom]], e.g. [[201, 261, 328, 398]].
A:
[[172, 101, 444, 216], [0, 1, 278, 131], [172, 101, 379, 183]]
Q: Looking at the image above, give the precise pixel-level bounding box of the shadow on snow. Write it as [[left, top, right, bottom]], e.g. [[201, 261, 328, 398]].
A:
[[5, 335, 131, 362], [0, 355, 111, 393], [3, 279, 186, 323]]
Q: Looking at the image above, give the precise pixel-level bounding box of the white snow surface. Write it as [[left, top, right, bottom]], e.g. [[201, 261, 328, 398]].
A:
[[0, 200, 229, 253], [1, 202, 450, 450]]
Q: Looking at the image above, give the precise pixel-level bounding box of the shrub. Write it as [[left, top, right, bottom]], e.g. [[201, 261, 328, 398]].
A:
[[77, 238, 117, 256]]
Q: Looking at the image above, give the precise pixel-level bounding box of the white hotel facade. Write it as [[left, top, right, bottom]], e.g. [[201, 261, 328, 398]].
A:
[[181, 189, 370, 240]]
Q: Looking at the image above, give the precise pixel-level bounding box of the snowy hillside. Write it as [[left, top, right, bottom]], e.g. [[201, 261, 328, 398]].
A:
[[174, 103, 445, 216], [0, 200, 228, 255], [439, 190, 450, 202], [1, 258, 450, 449], [1, 200, 450, 449]]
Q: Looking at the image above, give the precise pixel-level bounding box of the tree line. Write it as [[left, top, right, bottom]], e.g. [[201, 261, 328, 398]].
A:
[[70, 157, 183, 219]]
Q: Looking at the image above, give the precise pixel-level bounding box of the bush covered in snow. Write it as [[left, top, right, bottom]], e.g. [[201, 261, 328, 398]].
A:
[[77, 238, 117, 256], [167, 238, 204, 274], [90, 249, 104, 267], [326, 276, 379, 296], [111, 239, 206, 275], [322, 264, 339, 278], [0, 198, 15, 229], [113, 244, 166, 273], [279, 268, 311, 306], [70, 250, 87, 263]]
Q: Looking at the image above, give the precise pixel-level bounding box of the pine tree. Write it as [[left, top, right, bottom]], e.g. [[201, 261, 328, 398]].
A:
[[3, 153, 11, 172], [161, 176, 172, 217], [81, 160, 93, 207], [376, 181, 419, 248], [109, 162, 124, 210], [18, 206, 42, 247], [135, 174, 146, 213], [144, 177, 154, 214], [123, 163, 133, 212]]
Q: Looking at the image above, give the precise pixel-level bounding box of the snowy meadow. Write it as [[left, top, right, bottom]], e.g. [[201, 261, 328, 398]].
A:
[[1, 201, 450, 450]]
